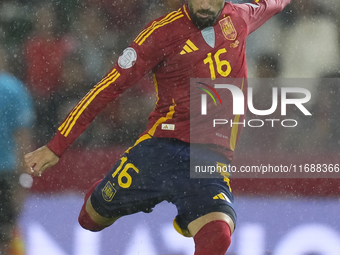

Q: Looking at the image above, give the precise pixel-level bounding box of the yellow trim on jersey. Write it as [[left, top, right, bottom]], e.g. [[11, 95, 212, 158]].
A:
[[183, 4, 191, 20], [125, 133, 152, 154], [58, 69, 120, 137], [216, 161, 231, 191], [59, 68, 119, 133], [134, 11, 182, 44], [64, 72, 120, 137], [148, 99, 176, 136], [134, 11, 176, 43], [134, 11, 184, 45], [125, 99, 176, 153], [173, 218, 192, 237], [229, 78, 244, 151], [230, 116, 240, 151], [224, 178, 232, 192], [58, 96, 85, 132], [153, 73, 159, 106]]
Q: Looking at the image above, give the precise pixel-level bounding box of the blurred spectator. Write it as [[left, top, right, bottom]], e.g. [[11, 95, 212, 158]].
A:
[[0, 45, 34, 255], [23, 2, 70, 98], [303, 73, 340, 151], [70, 4, 118, 85], [23, 2, 72, 144], [243, 54, 284, 151], [110, 74, 156, 145], [0, 1, 33, 81], [90, 0, 146, 33], [271, 0, 340, 151], [280, 0, 340, 79], [51, 52, 97, 146], [255, 53, 281, 78], [246, 16, 284, 77], [89, 0, 185, 47], [53, 53, 90, 123], [147, 0, 186, 21]]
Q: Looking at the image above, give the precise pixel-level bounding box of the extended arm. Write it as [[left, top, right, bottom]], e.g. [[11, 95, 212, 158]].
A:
[[24, 11, 174, 176]]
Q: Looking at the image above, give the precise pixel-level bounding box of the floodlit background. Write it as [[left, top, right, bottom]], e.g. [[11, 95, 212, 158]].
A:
[[1, 0, 340, 254]]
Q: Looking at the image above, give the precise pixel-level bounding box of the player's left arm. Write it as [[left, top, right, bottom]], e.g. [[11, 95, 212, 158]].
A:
[[237, 0, 292, 34]]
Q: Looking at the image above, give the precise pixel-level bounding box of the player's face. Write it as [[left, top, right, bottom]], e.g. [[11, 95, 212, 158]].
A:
[[188, 0, 225, 29]]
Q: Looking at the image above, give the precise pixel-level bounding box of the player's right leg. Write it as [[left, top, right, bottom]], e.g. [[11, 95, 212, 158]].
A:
[[78, 135, 175, 232], [78, 179, 119, 232]]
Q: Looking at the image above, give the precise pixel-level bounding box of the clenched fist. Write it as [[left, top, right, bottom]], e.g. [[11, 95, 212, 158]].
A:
[[24, 146, 59, 177]]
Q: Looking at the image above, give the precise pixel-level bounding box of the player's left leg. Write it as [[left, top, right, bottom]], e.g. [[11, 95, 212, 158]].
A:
[[173, 180, 236, 255], [188, 212, 234, 255], [188, 211, 235, 236], [171, 171, 236, 254]]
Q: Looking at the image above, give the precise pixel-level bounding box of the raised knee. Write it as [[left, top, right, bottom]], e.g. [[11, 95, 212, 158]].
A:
[[78, 196, 120, 232], [78, 204, 105, 232], [193, 220, 231, 255]]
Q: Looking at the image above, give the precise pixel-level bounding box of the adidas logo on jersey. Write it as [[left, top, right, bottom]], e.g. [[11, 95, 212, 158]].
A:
[[213, 192, 231, 203], [161, 123, 175, 130], [180, 40, 199, 55]]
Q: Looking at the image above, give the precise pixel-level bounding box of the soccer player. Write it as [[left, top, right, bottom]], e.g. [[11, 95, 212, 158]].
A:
[[24, 0, 291, 254]]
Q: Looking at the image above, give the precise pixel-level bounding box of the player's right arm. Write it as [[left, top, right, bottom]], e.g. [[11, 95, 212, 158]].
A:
[[24, 10, 182, 176]]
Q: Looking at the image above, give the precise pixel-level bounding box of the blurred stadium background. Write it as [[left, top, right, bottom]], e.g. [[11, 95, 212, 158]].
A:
[[1, 0, 339, 254]]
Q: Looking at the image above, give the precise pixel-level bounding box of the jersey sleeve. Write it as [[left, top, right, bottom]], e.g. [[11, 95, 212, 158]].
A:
[[237, 0, 291, 35], [47, 13, 177, 156]]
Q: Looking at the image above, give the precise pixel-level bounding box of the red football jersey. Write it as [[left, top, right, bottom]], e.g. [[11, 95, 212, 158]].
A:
[[48, 0, 291, 161]]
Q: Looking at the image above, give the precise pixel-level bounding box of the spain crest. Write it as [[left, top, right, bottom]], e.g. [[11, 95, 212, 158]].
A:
[[102, 181, 117, 202], [219, 16, 237, 41]]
